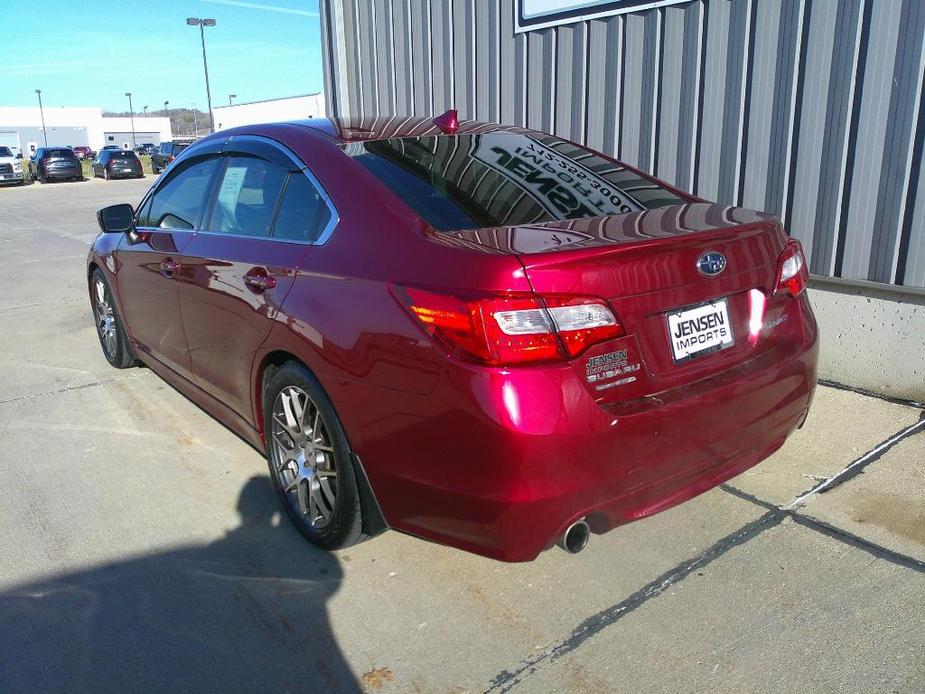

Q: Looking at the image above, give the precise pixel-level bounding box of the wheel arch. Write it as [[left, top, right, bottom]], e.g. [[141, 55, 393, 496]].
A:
[[254, 349, 389, 537]]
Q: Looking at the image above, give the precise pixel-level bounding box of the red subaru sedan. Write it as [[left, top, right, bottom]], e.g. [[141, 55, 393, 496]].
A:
[[89, 114, 817, 561]]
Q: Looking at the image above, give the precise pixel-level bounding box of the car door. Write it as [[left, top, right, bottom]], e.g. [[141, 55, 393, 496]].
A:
[[177, 137, 335, 421], [114, 153, 222, 379]]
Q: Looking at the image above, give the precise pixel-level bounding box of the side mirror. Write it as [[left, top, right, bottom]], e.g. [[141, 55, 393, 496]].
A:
[[97, 203, 135, 233], [15, 153, 22, 160]]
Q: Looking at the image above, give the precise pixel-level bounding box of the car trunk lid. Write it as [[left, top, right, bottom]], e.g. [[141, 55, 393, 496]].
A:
[[440, 202, 790, 403]]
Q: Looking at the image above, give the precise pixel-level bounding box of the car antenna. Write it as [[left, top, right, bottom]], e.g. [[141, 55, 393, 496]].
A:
[[432, 109, 459, 134]]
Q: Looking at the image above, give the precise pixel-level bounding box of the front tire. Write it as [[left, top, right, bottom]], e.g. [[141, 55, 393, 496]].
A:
[[264, 362, 363, 551], [91, 269, 136, 369]]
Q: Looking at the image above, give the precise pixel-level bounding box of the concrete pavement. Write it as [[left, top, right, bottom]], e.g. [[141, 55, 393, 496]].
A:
[[0, 179, 922, 693]]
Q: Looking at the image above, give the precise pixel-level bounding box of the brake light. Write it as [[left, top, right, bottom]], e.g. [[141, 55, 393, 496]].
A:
[[392, 285, 624, 365], [774, 239, 808, 297]]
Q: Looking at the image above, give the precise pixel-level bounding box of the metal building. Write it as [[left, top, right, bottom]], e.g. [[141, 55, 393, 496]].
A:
[[319, 0, 925, 398], [320, 0, 925, 288]]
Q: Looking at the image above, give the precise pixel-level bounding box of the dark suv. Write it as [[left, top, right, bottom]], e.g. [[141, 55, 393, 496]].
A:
[[150, 140, 192, 174], [92, 150, 144, 180], [30, 147, 82, 183]]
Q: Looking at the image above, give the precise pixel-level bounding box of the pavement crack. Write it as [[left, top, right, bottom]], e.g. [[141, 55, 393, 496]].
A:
[[818, 379, 924, 409], [485, 511, 782, 693], [0, 373, 146, 406], [787, 412, 925, 509], [721, 484, 925, 573]]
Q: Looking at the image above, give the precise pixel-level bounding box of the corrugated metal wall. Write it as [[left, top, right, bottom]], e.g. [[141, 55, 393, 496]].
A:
[[320, 0, 925, 288]]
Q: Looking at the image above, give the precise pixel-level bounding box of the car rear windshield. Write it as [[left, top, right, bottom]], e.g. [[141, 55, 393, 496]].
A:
[[46, 148, 75, 158], [172, 143, 189, 154], [341, 132, 686, 231], [111, 152, 137, 160]]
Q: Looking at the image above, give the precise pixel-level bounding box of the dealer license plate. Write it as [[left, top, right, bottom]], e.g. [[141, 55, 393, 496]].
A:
[[666, 298, 734, 363]]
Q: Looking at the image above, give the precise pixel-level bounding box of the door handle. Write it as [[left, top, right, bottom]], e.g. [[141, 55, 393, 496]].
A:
[[160, 258, 180, 277], [244, 269, 277, 291]]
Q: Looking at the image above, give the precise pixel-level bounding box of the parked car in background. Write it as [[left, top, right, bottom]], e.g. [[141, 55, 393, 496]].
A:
[[135, 143, 156, 156], [73, 146, 95, 160], [150, 140, 192, 174], [102, 145, 121, 151], [92, 149, 144, 180], [29, 147, 82, 183], [88, 115, 818, 562], [0, 146, 24, 185]]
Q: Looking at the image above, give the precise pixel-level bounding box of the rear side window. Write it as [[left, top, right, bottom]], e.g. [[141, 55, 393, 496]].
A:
[[272, 174, 332, 242], [140, 157, 220, 229], [172, 143, 189, 156], [206, 156, 287, 237], [343, 132, 686, 231]]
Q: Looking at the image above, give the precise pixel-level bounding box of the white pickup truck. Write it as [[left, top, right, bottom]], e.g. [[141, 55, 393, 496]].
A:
[[0, 146, 25, 185]]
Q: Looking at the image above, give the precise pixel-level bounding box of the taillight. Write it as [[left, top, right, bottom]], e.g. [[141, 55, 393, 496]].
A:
[[774, 239, 808, 297], [392, 285, 624, 366]]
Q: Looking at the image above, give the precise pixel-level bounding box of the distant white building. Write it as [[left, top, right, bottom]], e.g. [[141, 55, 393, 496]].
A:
[[213, 93, 325, 132], [0, 106, 172, 156]]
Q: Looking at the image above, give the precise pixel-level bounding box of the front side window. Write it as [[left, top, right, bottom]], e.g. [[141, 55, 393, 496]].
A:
[[140, 156, 220, 230], [206, 155, 287, 237], [272, 173, 332, 242]]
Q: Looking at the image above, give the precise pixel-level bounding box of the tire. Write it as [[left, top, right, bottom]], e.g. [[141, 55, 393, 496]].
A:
[[90, 269, 136, 369], [103, 169, 109, 180], [152, 163, 159, 174], [264, 361, 364, 551]]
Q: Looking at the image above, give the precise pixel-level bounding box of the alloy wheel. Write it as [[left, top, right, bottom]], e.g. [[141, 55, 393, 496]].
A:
[[93, 278, 117, 358], [269, 386, 338, 529]]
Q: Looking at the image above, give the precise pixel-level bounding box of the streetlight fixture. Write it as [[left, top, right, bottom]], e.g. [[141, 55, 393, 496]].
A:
[[228, 93, 237, 106], [186, 17, 216, 134], [164, 100, 171, 137], [125, 92, 136, 149], [143, 105, 149, 118], [35, 89, 48, 147]]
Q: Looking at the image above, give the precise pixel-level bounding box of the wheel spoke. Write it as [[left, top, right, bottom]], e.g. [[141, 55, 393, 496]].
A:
[[317, 479, 335, 518], [95, 280, 106, 305], [306, 481, 318, 523]]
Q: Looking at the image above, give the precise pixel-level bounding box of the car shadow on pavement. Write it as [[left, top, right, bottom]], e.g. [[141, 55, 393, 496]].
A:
[[0, 475, 360, 694]]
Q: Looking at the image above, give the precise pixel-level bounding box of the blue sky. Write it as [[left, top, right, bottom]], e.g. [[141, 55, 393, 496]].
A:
[[0, 0, 324, 112]]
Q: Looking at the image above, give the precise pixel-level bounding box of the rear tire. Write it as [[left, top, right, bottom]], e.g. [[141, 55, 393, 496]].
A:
[[90, 269, 136, 369], [264, 362, 364, 551], [103, 169, 109, 180]]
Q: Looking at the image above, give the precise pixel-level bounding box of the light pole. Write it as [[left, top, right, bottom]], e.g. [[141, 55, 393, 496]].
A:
[[190, 103, 199, 138], [143, 105, 148, 118], [35, 89, 48, 147], [164, 100, 170, 138], [186, 17, 216, 134], [228, 93, 236, 106], [125, 92, 136, 149]]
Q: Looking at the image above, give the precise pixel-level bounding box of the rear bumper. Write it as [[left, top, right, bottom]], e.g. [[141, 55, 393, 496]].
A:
[[45, 167, 79, 179], [364, 295, 818, 562]]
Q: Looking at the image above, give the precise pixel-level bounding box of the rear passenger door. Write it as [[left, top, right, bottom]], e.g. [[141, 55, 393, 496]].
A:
[[177, 137, 335, 421]]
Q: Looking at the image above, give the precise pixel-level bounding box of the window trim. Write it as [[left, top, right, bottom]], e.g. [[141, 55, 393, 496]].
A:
[[197, 135, 340, 246], [134, 152, 224, 231]]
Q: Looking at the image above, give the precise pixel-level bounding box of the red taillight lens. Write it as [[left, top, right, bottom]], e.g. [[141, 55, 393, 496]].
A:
[[774, 239, 808, 297], [392, 285, 624, 366]]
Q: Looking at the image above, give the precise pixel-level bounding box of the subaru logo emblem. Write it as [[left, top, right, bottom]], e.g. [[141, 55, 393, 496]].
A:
[[697, 251, 727, 276]]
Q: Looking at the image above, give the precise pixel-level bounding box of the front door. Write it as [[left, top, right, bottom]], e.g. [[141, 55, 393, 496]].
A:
[[177, 141, 324, 421], [115, 154, 222, 379]]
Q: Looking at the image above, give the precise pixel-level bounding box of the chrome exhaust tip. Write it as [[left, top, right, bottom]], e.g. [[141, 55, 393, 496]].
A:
[[556, 518, 590, 554]]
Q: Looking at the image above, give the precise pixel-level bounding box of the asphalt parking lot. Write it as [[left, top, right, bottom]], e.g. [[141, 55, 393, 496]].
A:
[[0, 178, 923, 694]]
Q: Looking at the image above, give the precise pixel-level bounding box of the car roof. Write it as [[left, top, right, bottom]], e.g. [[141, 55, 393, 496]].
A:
[[285, 115, 521, 143]]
